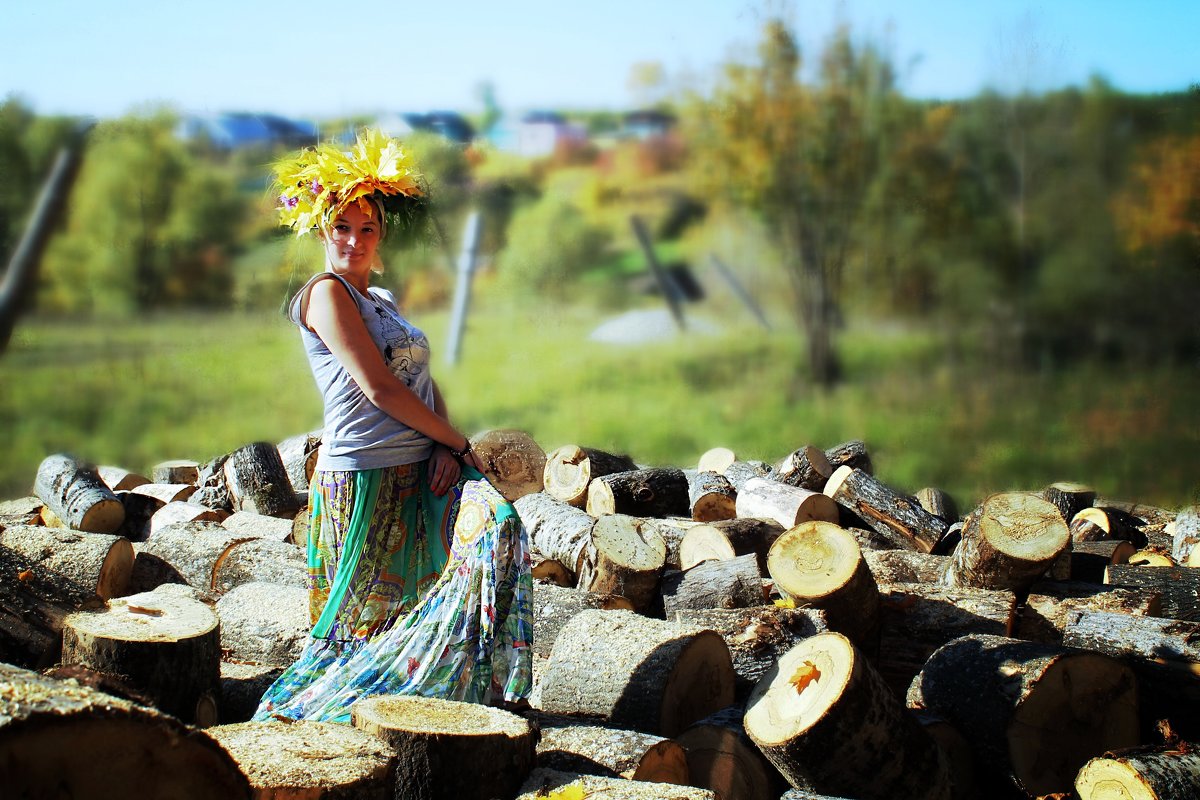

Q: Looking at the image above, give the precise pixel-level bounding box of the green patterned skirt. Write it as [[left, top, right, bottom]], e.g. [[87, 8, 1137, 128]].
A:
[[252, 462, 533, 723]]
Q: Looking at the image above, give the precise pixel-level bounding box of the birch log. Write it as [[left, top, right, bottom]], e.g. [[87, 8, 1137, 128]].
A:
[[0, 524, 132, 600], [687, 470, 737, 522], [736, 477, 838, 529], [514, 491, 595, 585], [587, 467, 691, 519], [1076, 748, 1200, 800], [470, 428, 546, 502], [543, 445, 637, 507], [99, 465, 151, 492], [276, 430, 321, 493], [223, 441, 299, 518], [34, 453, 125, 534], [679, 517, 785, 573], [1171, 507, 1200, 566], [577, 514, 666, 613]]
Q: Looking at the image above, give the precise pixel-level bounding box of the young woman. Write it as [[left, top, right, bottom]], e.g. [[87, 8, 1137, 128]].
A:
[[252, 131, 532, 723]]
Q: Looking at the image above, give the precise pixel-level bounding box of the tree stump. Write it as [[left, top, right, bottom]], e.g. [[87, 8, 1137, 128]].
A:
[[0, 663, 250, 799], [539, 609, 735, 737], [0, 524, 132, 600], [823, 466, 945, 553], [745, 632, 951, 800], [351, 694, 536, 800], [543, 445, 637, 507], [776, 445, 833, 492], [34, 453, 125, 534], [216, 582, 310, 667], [679, 517, 785, 573], [209, 720, 394, 799], [1076, 747, 1200, 800], [767, 521, 880, 654], [661, 553, 764, 614], [577, 514, 666, 613], [98, 465, 151, 492], [587, 467, 691, 519], [736, 477, 838, 529], [941, 492, 1069, 596], [213, 538, 307, 594], [223, 441, 299, 518], [1104, 564, 1200, 621], [824, 440, 872, 475], [514, 491, 595, 585], [533, 716, 689, 784], [531, 582, 634, 660], [62, 586, 221, 725], [907, 633, 1139, 798], [469, 428, 546, 502], [687, 470, 737, 521], [276, 430, 321, 493], [516, 768, 718, 799], [862, 549, 948, 584], [673, 705, 787, 800], [1016, 580, 1161, 644]]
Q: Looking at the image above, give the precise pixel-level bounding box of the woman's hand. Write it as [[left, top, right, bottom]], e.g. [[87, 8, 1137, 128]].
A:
[[428, 444, 462, 496]]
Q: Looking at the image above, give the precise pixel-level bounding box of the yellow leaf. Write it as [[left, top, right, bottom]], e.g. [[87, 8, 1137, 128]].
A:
[[789, 661, 821, 694], [543, 782, 587, 800], [773, 597, 795, 609]]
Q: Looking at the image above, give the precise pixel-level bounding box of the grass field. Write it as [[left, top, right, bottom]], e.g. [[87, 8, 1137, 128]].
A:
[[1, 294, 1196, 513]]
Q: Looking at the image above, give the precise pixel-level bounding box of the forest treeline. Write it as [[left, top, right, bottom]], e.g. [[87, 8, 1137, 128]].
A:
[[1, 19, 1197, 377]]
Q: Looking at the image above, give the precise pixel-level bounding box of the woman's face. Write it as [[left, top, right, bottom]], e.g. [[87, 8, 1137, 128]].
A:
[[321, 202, 381, 276]]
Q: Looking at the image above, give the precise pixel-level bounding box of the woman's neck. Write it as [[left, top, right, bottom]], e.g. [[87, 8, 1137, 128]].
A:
[[327, 264, 369, 295]]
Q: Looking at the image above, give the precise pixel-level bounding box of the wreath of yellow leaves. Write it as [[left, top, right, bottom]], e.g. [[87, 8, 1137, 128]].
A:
[[272, 128, 425, 236]]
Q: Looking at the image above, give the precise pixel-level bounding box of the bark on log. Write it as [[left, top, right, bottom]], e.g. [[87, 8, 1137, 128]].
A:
[[220, 661, 284, 724], [534, 717, 688, 783], [670, 606, 828, 704], [697, 447, 737, 475], [98, 465, 151, 492], [0, 663, 251, 799], [587, 467, 691, 519], [0, 524, 132, 600], [223, 441, 299, 518], [767, 521, 880, 654], [660, 553, 765, 614], [514, 491, 595, 585], [62, 586, 221, 725], [1043, 481, 1096, 524], [722, 460, 775, 491], [875, 582, 1016, 700], [516, 768, 718, 799], [1071, 539, 1138, 583], [115, 489, 163, 542], [130, 482, 199, 505], [687, 470, 737, 522], [152, 460, 200, 485], [907, 633, 1139, 798], [776, 445, 833, 492], [531, 582, 634, 660], [149, 501, 222, 535], [651, 516, 707, 571], [913, 711, 977, 800], [216, 581, 310, 668], [1104, 564, 1200, 621], [1076, 747, 1200, 800], [1072, 506, 1149, 547], [1016, 580, 1161, 644], [914, 487, 959, 523], [673, 705, 788, 800], [679, 517, 786, 573], [539, 609, 735, 737], [0, 496, 42, 528], [209, 720, 394, 799], [469, 428, 546, 503], [134, 521, 255, 594], [192, 454, 233, 513], [221, 510, 296, 543], [276, 430, 321, 493], [34, 453, 125, 534], [737, 477, 838, 529], [577, 514, 666, 613], [352, 694, 536, 800], [941, 492, 1070, 596], [1171, 507, 1200, 567], [862, 549, 948, 585], [823, 466, 946, 553], [745, 632, 952, 800], [543, 445, 637, 507], [824, 440, 873, 475], [213, 538, 307, 594]]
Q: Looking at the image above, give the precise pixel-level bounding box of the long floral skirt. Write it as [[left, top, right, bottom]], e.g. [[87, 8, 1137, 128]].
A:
[[251, 462, 533, 723]]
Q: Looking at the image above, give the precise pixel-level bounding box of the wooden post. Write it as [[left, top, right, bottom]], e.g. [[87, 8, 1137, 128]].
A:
[[630, 214, 686, 331], [445, 209, 482, 365], [709, 254, 771, 330]]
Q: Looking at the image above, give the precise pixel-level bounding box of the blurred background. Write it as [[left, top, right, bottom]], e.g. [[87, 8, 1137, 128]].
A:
[[0, 0, 1196, 511]]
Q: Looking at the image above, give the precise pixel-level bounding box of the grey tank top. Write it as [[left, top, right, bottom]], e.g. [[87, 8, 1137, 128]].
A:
[[289, 272, 435, 471]]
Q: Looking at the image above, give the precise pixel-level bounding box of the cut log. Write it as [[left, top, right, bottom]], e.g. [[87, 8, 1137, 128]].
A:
[[687, 470, 737, 521], [130, 482, 199, 504], [220, 661, 284, 724], [577, 514, 666, 613], [276, 429, 321, 493], [34, 453, 125, 534], [679, 517, 786, 573], [223, 441, 299, 518], [539, 609, 735, 736], [0, 663, 250, 798], [220, 509, 296, 542], [216, 581, 309, 667], [1105, 564, 1200, 621], [587, 467, 690, 519], [516, 768, 718, 800], [1072, 505, 1149, 547], [98, 465, 151, 492], [650, 516, 708, 571], [531, 582, 634, 660], [115, 489, 163, 542], [209, 720, 394, 799], [671, 606, 828, 704], [192, 454, 233, 513], [1171, 507, 1200, 566], [1076, 747, 1200, 800], [291, 499, 311, 547], [1043, 481, 1096, 524], [1130, 549, 1176, 566], [149, 500, 222, 535], [514, 491, 595, 585], [722, 460, 775, 491], [824, 439, 873, 475], [697, 446, 737, 475], [1071, 539, 1138, 582], [469, 428, 546, 502], [533, 716, 688, 783], [907, 633, 1139, 798], [152, 459, 200, 485], [0, 524, 132, 600], [134, 521, 255, 594], [737, 477, 838, 529], [941, 492, 1070, 596], [823, 466, 946, 553], [914, 487, 958, 523], [745, 632, 952, 800], [213, 538, 307, 594], [351, 694, 536, 800], [913, 711, 977, 800], [776, 445, 833, 492], [62, 586, 221, 725], [660, 553, 765, 614], [543, 445, 637, 507], [673, 705, 787, 800], [0, 496, 42, 527], [1017, 580, 1161, 644], [875, 582, 1016, 700], [767, 521, 880, 654], [862, 549, 949, 585]]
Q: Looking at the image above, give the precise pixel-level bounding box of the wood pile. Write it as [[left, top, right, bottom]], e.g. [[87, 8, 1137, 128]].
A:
[[1, 432, 1197, 799]]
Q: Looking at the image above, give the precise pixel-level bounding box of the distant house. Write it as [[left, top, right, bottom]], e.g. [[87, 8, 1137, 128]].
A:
[[621, 109, 676, 141], [175, 112, 317, 150], [486, 111, 587, 158], [367, 111, 475, 144]]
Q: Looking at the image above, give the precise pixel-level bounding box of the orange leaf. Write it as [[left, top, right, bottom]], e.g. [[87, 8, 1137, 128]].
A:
[[17, 569, 33, 582], [789, 661, 821, 694]]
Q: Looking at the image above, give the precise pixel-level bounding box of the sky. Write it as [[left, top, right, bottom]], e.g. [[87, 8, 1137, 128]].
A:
[[2, 0, 1197, 121]]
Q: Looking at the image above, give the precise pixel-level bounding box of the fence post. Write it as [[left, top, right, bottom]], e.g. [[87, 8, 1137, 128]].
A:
[[710, 253, 772, 331], [630, 214, 686, 331], [444, 210, 483, 366]]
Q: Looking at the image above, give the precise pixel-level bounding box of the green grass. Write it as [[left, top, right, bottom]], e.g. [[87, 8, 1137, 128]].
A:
[[2, 297, 1196, 513]]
